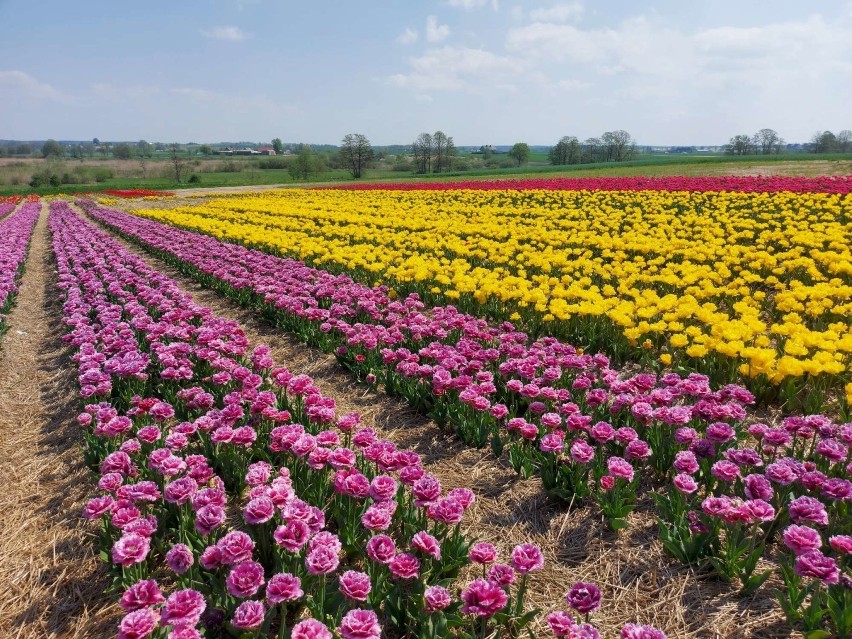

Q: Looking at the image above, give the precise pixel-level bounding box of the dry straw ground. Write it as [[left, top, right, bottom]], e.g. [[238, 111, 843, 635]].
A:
[[0, 204, 117, 639]]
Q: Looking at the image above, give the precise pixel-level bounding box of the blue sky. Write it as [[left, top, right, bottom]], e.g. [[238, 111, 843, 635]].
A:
[[1, 0, 850, 145]]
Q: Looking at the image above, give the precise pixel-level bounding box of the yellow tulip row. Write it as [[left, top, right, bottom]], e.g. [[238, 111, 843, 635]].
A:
[[126, 188, 852, 406]]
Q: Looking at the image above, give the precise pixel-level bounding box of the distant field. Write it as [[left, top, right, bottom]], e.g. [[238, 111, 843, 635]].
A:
[[1, 152, 851, 195]]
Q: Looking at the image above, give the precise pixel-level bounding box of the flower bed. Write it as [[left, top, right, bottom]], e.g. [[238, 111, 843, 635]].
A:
[[51, 201, 665, 638], [0, 199, 40, 340], [82, 200, 852, 636], [119, 187, 852, 410]]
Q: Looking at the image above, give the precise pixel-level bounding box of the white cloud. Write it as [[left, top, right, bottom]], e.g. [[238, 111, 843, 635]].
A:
[[171, 87, 218, 100], [389, 45, 524, 92], [169, 86, 298, 117], [529, 3, 584, 23], [426, 16, 451, 43], [199, 26, 251, 41], [445, 0, 499, 9], [91, 83, 160, 102], [396, 27, 419, 44], [0, 70, 68, 102]]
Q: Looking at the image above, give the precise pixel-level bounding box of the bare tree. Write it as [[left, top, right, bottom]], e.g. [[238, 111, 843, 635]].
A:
[[582, 137, 602, 163], [412, 132, 433, 174], [725, 134, 754, 155], [340, 133, 373, 178], [752, 128, 784, 154], [168, 143, 189, 182], [433, 131, 455, 173], [835, 130, 852, 153], [603, 130, 635, 161]]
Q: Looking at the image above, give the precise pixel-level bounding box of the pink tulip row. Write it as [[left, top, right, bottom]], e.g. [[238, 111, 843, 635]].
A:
[[51, 201, 665, 638], [323, 175, 852, 194], [0, 199, 40, 337], [0, 201, 18, 220]]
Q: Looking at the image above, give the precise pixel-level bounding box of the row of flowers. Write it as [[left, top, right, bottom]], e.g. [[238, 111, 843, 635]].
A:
[[121, 187, 852, 411], [81, 200, 852, 636], [0, 198, 40, 339], [50, 200, 664, 639], [100, 189, 177, 198], [324, 175, 852, 194], [0, 195, 23, 220]]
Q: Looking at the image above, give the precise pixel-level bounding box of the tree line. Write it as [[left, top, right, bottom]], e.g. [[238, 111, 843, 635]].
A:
[[548, 130, 636, 165], [11, 124, 851, 185], [725, 128, 852, 155]]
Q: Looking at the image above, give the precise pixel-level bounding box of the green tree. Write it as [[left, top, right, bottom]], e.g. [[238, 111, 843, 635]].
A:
[[811, 130, 838, 153], [271, 138, 284, 154], [41, 139, 64, 158], [339, 133, 373, 178], [508, 142, 530, 166], [288, 144, 320, 181], [113, 143, 133, 160], [199, 144, 213, 156], [549, 136, 580, 165], [136, 140, 153, 158]]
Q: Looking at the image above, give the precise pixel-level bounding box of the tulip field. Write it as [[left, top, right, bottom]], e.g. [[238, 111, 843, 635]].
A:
[[0, 177, 850, 639]]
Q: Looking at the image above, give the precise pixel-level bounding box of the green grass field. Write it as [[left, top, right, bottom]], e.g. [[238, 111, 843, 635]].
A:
[[2, 152, 851, 196]]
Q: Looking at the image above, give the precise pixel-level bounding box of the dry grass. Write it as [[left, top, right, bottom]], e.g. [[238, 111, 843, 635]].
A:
[[100, 225, 799, 639], [0, 205, 117, 638]]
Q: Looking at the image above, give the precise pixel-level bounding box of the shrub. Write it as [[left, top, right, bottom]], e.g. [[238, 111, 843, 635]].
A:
[[93, 168, 115, 183], [29, 173, 48, 188], [216, 159, 242, 173], [257, 157, 289, 169]]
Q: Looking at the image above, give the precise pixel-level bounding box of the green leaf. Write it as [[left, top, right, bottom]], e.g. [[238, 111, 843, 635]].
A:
[[803, 630, 830, 639], [608, 518, 629, 531], [491, 434, 504, 458]]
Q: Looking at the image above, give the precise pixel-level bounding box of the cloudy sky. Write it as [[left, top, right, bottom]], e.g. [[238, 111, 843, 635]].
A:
[[1, 0, 850, 145]]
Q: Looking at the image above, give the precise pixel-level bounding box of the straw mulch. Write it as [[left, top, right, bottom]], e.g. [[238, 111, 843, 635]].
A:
[[0, 206, 117, 638], [105, 226, 799, 639]]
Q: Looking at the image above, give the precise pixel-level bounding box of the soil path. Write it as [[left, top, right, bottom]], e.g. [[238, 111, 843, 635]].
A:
[[87, 205, 792, 639], [0, 204, 116, 639]]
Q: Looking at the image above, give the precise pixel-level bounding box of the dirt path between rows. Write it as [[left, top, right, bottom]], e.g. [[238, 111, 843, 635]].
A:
[[0, 205, 116, 639], [88, 204, 794, 639]]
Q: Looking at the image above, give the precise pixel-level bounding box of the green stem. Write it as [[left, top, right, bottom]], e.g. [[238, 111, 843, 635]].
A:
[[278, 604, 287, 639]]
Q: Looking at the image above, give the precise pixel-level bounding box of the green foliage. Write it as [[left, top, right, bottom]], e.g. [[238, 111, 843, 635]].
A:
[[136, 140, 153, 158], [41, 139, 64, 158], [113, 143, 133, 160], [93, 167, 115, 182], [216, 159, 242, 173], [271, 138, 284, 154], [288, 144, 324, 181], [256, 156, 289, 169]]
